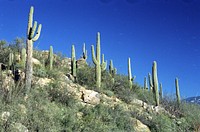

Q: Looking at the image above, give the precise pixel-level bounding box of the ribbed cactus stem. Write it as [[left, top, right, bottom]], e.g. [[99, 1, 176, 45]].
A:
[[144, 77, 148, 90], [128, 58, 133, 89], [159, 83, 163, 100], [175, 78, 181, 106], [71, 45, 77, 80], [101, 54, 107, 71], [152, 61, 159, 106], [21, 48, 26, 69], [148, 73, 153, 92], [25, 6, 42, 94], [82, 43, 87, 60], [9, 52, 14, 69], [91, 32, 107, 88], [109, 60, 117, 84], [49, 46, 53, 70]]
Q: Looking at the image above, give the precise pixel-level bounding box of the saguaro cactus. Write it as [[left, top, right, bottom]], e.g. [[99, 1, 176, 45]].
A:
[[82, 43, 87, 60], [175, 78, 181, 106], [71, 45, 77, 80], [159, 83, 163, 100], [25, 6, 42, 94], [148, 73, 153, 92], [49, 46, 53, 70], [8, 52, 14, 70], [128, 58, 136, 89], [144, 76, 148, 90], [21, 48, 26, 69], [152, 61, 159, 106], [91, 32, 107, 88], [109, 60, 117, 84]]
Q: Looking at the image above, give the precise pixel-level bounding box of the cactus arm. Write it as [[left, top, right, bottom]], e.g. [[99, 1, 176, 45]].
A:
[[30, 21, 37, 38], [159, 83, 163, 99], [101, 54, 107, 71], [91, 45, 98, 64], [32, 24, 42, 42]]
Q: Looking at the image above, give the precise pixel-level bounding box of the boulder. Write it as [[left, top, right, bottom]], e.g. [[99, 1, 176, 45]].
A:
[[36, 78, 52, 87], [80, 89, 100, 105], [133, 118, 151, 132], [32, 57, 41, 66]]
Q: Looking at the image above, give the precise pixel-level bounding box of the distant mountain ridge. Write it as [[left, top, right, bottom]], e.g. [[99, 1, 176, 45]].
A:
[[185, 96, 200, 105]]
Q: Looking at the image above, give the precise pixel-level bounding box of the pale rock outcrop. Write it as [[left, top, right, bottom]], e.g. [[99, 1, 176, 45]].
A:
[[80, 88, 100, 105], [133, 118, 151, 132], [36, 78, 52, 87], [32, 57, 41, 66]]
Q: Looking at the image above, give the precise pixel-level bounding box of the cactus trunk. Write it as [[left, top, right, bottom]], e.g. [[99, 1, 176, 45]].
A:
[[144, 77, 148, 90], [71, 45, 77, 81], [25, 6, 42, 95], [175, 78, 181, 106], [109, 60, 117, 84], [91, 32, 107, 88], [49, 46, 53, 70], [21, 48, 26, 69], [128, 58, 133, 89], [152, 61, 159, 106], [148, 73, 153, 92]]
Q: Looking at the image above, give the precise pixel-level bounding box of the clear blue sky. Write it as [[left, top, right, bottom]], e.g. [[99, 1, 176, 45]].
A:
[[0, 0, 200, 98]]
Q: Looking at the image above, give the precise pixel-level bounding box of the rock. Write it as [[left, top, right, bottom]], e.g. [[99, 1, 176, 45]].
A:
[[1, 111, 10, 122], [32, 57, 41, 66], [131, 98, 144, 107], [37, 78, 52, 87], [134, 119, 151, 132], [66, 73, 75, 82], [11, 122, 28, 132], [76, 58, 87, 68], [81, 89, 100, 105], [2, 71, 15, 92]]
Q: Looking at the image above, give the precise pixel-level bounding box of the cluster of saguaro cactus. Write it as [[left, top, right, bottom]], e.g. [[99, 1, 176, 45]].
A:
[[25, 6, 42, 94], [128, 58, 136, 89], [175, 78, 181, 106], [152, 61, 159, 106], [49, 46, 53, 70], [82, 43, 87, 60], [71, 45, 77, 81], [91, 32, 107, 88], [21, 48, 26, 69], [109, 60, 117, 84]]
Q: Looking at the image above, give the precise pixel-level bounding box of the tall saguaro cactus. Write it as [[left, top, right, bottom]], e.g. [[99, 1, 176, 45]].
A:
[[128, 58, 136, 89], [148, 73, 153, 92], [175, 78, 181, 106], [82, 43, 87, 60], [144, 76, 148, 90], [91, 32, 107, 88], [152, 61, 159, 106], [25, 6, 42, 94], [109, 60, 117, 84], [71, 45, 77, 81], [49, 46, 53, 70]]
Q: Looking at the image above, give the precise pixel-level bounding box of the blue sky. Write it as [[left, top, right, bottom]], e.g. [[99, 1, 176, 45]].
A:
[[0, 0, 200, 98]]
